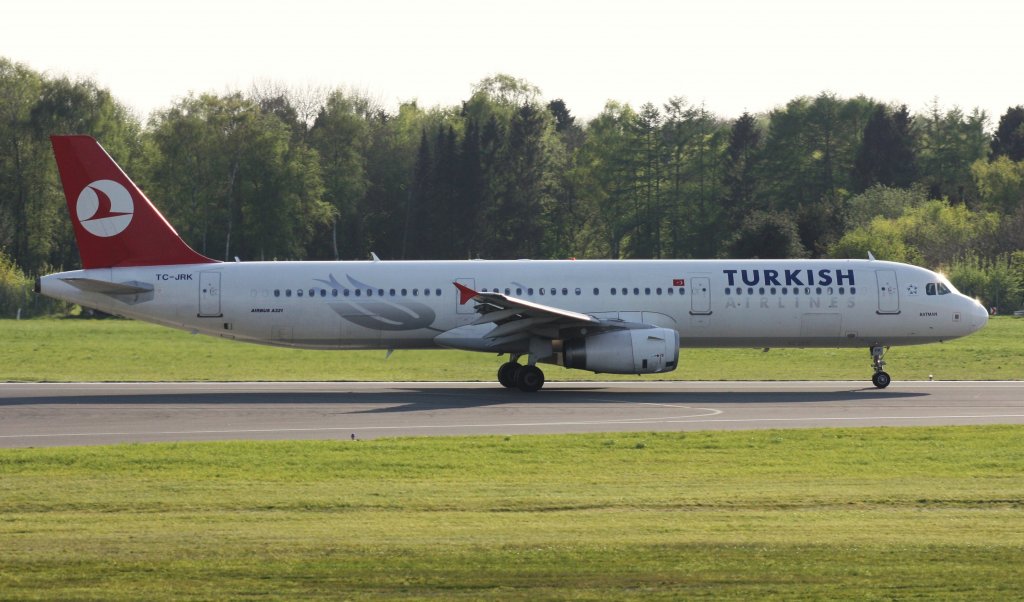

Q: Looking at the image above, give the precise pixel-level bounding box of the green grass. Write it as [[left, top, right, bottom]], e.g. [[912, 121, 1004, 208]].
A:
[[1, 316, 1021, 382], [1, 427, 1022, 599]]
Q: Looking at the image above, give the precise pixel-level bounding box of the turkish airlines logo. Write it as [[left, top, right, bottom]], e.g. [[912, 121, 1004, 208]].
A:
[[76, 180, 134, 237]]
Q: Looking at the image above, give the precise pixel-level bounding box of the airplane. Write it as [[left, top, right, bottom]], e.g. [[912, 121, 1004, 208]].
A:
[[36, 135, 989, 391]]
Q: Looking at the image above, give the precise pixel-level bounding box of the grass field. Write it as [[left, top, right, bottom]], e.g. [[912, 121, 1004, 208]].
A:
[[2, 316, 1021, 382], [1, 427, 1022, 599]]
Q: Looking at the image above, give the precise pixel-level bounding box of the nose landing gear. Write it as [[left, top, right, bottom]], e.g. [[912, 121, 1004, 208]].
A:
[[870, 346, 891, 388]]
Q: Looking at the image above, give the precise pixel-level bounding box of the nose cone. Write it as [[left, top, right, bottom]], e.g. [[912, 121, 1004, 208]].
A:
[[968, 299, 989, 333]]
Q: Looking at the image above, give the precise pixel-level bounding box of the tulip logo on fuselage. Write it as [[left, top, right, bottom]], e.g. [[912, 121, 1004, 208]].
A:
[[76, 180, 134, 237]]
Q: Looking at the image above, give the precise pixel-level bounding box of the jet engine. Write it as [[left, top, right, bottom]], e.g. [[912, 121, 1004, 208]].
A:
[[563, 328, 679, 374]]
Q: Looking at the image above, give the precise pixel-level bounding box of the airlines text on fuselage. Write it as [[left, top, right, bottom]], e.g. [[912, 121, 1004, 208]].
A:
[[723, 268, 855, 287]]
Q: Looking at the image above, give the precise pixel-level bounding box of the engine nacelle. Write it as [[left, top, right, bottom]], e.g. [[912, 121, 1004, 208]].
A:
[[563, 328, 680, 374]]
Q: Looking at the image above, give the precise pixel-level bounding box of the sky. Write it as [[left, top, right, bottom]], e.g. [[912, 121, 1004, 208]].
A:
[[3, 0, 1022, 126]]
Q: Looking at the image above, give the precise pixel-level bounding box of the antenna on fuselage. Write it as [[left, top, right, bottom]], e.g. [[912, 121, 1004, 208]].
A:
[[867, 251, 876, 261]]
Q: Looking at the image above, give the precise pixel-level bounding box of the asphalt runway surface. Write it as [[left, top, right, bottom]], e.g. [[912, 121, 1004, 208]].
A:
[[1, 381, 1023, 447]]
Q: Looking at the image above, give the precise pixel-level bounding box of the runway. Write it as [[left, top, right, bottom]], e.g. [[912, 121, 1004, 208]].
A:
[[1, 381, 1023, 447]]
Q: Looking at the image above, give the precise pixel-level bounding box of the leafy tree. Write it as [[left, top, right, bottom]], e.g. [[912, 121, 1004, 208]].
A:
[[308, 90, 370, 259], [759, 93, 874, 254], [915, 101, 988, 204], [844, 184, 928, 227], [726, 211, 807, 259], [945, 253, 1022, 310], [971, 156, 1024, 214], [829, 199, 1001, 267]]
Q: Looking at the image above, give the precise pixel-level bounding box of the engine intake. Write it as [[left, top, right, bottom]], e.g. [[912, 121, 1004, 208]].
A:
[[563, 328, 679, 374]]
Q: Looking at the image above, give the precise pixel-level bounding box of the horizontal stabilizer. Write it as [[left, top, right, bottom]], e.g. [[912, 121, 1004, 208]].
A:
[[61, 278, 154, 295]]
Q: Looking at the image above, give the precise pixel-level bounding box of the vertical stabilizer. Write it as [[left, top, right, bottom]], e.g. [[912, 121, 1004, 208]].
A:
[[50, 135, 217, 268]]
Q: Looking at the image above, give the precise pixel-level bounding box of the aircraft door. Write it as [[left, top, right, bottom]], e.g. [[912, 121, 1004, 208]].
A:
[[198, 271, 223, 317], [690, 277, 711, 315], [875, 270, 900, 314], [455, 278, 476, 314]]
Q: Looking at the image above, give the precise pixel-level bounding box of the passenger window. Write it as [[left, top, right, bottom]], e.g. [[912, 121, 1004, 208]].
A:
[[297, 289, 304, 297], [436, 289, 442, 296], [344, 289, 351, 297], [285, 289, 292, 297], [633, 288, 639, 295], [389, 289, 395, 296], [611, 288, 617, 295], [413, 289, 418, 296], [644, 287, 651, 295], [593, 288, 599, 295], [667, 288, 674, 295], [401, 289, 407, 296], [516, 288, 523, 295], [656, 288, 662, 295], [679, 288, 685, 295], [355, 289, 361, 297], [274, 289, 280, 297], [505, 288, 511, 295], [562, 288, 569, 296], [539, 288, 545, 295]]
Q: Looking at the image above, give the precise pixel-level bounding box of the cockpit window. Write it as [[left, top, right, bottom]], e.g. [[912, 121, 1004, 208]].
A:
[[926, 283, 936, 296], [926, 281, 954, 296], [937, 282, 951, 295]]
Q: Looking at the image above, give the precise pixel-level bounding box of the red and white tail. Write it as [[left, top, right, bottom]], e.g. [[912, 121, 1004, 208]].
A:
[[50, 135, 217, 269]]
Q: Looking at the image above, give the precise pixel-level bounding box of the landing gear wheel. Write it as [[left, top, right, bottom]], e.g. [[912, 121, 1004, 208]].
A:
[[869, 345, 891, 389], [497, 362, 518, 388], [872, 371, 891, 389], [515, 365, 545, 392]]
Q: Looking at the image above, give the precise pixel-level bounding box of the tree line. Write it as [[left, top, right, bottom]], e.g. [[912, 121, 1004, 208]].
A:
[[2, 58, 1023, 312]]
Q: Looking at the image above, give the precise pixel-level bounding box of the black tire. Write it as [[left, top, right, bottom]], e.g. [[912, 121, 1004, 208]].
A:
[[516, 365, 545, 392], [872, 371, 891, 389], [497, 362, 518, 388]]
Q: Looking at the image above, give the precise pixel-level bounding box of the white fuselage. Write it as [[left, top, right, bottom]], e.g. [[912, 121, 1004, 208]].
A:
[[39, 258, 988, 354]]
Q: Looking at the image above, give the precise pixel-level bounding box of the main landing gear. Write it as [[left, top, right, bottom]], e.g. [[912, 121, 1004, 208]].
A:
[[870, 346, 891, 389], [497, 355, 545, 392]]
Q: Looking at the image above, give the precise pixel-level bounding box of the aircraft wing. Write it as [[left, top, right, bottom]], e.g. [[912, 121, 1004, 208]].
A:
[[454, 282, 605, 341]]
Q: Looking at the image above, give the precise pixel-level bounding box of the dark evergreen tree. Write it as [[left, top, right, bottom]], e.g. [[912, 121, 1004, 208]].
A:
[[405, 131, 433, 258], [991, 105, 1024, 161], [721, 112, 762, 234], [547, 99, 575, 133], [457, 119, 484, 257], [853, 104, 917, 192]]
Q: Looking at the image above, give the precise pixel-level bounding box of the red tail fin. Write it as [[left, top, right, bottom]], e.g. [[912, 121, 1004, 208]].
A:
[[50, 135, 217, 268]]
